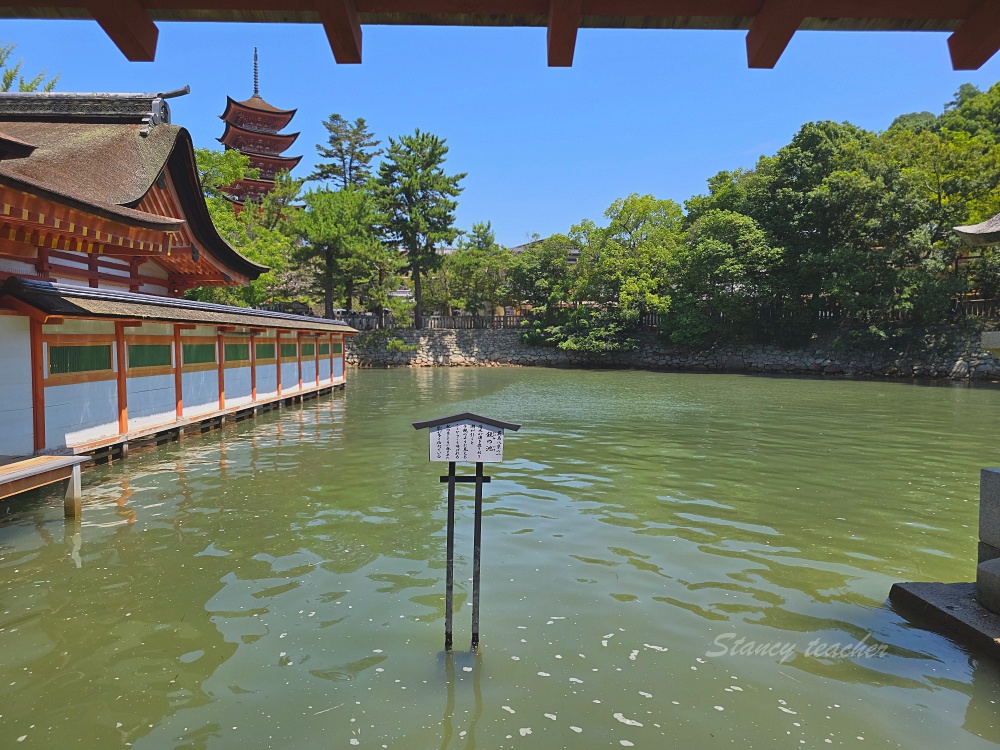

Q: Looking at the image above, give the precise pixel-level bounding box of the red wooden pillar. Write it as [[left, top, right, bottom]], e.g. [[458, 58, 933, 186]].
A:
[[314, 335, 320, 386], [29, 317, 45, 453], [250, 333, 257, 402], [276, 331, 283, 396], [328, 333, 334, 380], [115, 321, 128, 436], [217, 330, 225, 410], [297, 334, 303, 390], [174, 324, 183, 418]]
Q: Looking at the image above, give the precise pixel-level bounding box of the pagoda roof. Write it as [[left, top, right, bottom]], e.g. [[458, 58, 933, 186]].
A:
[[218, 120, 299, 153], [247, 152, 302, 168], [222, 94, 296, 118]]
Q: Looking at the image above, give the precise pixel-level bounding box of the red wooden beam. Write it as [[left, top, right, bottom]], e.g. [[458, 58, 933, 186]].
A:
[[548, 0, 581, 67], [746, 0, 807, 69], [318, 0, 363, 64], [86, 0, 159, 62], [949, 0, 1000, 70]]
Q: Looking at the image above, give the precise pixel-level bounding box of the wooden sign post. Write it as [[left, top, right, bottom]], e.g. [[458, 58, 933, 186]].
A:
[[413, 412, 521, 652]]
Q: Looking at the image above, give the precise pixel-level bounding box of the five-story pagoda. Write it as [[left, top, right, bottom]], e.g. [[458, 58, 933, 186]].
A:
[[218, 48, 301, 208]]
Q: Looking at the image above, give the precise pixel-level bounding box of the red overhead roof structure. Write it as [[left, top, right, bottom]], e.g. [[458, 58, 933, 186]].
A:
[[4, 1, 999, 70]]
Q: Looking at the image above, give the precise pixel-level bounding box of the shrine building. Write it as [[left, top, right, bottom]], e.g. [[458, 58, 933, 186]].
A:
[[0, 88, 354, 462]]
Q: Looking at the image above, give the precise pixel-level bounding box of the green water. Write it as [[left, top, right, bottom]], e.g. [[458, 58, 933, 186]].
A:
[[2, 368, 1000, 749]]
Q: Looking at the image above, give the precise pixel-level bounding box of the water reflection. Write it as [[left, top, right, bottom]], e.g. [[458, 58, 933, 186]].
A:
[[0, 370, 999, 747]]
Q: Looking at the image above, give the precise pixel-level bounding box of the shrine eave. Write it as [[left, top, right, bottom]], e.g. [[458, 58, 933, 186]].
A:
[[2, 2, 998, 70]]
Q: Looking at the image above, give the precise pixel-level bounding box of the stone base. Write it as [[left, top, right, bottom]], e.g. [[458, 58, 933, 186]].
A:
[[889, 581, 1000, 656]]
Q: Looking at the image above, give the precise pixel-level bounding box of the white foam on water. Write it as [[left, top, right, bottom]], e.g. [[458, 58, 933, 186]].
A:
[[602, 640, 609, 647], [537, 672, 550, 677], [620, 742, 635, 747], [629, 650, 639, 661], [730, 686, 743, 692], [644, 644, 668, 652], [779, 707, 797, 715], [544, 713, 557, 721], [639, 691, 652, 698], [569, 678, 583, 683], [714, 706, 725, 712], [570, 727, 582, 733], [511, 656, 520, 660], [519, 728, 532, 736], [463, 667, 472, 672], [502, 706, 515, 714], [613, 712, 642, 727]]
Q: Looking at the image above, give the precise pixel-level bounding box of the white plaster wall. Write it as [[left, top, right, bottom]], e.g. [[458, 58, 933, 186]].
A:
[[334, 358, 344, 380], [0, 258, 37, 277], [319, 359, 331, 382], [139, 260, 168, 280], [0, 315, 34, 456], [44, 320, 114, 335], [182, 370, 219, 418], [256, 364, 277, 399], [138, 283, 169, 295], [225, 366, 253, 408], [302, 360, 317, 386], [281, 362, 299, 392], [132, 323, 174, 336], [127, 374, 175, 431], [45, 380, 118, 450]]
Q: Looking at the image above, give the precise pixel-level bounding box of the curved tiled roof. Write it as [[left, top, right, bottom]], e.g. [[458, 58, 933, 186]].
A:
[[955, 213, 1000, 247], [0, 117, 267, 279], [1, 277, 357, 333]]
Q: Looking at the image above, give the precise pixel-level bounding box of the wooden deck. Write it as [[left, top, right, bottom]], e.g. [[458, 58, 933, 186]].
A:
[[0, 455, 89, 516]]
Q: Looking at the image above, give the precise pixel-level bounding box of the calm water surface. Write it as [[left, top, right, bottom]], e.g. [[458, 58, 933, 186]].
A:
[[2, 368, 1000, 749]]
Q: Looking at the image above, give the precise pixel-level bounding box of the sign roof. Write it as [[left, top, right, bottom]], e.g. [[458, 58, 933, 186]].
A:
[[412, 412, 521, 432]]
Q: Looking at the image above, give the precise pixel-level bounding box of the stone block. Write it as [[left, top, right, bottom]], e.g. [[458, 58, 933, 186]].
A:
[[980, 541, 1000, 564], [978, 557, 1000, 614], [980, 469, 1000, 549]]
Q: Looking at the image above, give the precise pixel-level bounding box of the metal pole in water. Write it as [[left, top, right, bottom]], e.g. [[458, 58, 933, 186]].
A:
[[445, 460, 457, 652], [471, 461, 484, 651]]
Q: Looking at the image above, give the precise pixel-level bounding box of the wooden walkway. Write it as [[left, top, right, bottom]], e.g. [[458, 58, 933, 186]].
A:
[[0, 455, 89, 517]]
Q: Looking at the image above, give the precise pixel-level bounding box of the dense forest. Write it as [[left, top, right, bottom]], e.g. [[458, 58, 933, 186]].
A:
[[193, 81, 1000, 351]]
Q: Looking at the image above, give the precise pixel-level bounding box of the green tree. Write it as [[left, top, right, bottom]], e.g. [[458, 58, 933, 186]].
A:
[[296, 187, 385, 317], [193, 148, 300, 307], [441, 221, 512, 314], [310, 114, 382, 188], [375, 130, 465, 328], [0, 40, 58, 92]]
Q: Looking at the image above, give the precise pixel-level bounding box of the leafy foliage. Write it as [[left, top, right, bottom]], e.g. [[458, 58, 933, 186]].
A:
[[374, 130, 465, 327], [0, 40, 57, 92], [309, 114, 382, 188]]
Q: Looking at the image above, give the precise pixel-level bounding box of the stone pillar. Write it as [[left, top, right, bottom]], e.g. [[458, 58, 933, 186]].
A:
[[976, 469, 1000, 612]]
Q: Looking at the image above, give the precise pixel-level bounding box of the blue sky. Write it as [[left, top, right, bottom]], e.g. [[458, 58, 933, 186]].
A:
[[5, 20, 1000, 246]]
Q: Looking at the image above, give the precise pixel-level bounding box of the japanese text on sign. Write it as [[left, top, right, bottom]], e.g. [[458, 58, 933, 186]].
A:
[[429, 419, 505, 462]]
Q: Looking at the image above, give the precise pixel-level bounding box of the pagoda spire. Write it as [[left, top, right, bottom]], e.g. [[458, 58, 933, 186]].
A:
[[253, 47, 259, 97]]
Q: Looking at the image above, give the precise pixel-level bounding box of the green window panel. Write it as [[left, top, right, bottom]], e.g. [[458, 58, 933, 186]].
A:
[[49, 344, 112, 375], [183, 343, 216, 365], [256, 343, 276, 361], [332, 343, 343, 354], [318, 343, 330, 355], [280, 343, 298, 359], [128, 344, 172, 369], [301, 343, 316, 357], [225, 343, 250, 362]]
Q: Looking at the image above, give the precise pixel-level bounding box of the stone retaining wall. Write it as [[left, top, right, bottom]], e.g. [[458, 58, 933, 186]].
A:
[[346, 327, 1000, 380]]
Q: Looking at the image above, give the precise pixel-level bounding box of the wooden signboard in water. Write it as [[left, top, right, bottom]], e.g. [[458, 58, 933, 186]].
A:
[[412, 412, 521, 652]]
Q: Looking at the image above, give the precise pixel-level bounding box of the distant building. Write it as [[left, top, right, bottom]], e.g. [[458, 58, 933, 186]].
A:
[[509, 237, 580, 266], [218, 49, 301, 208], [0, 88, 353, 459]]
